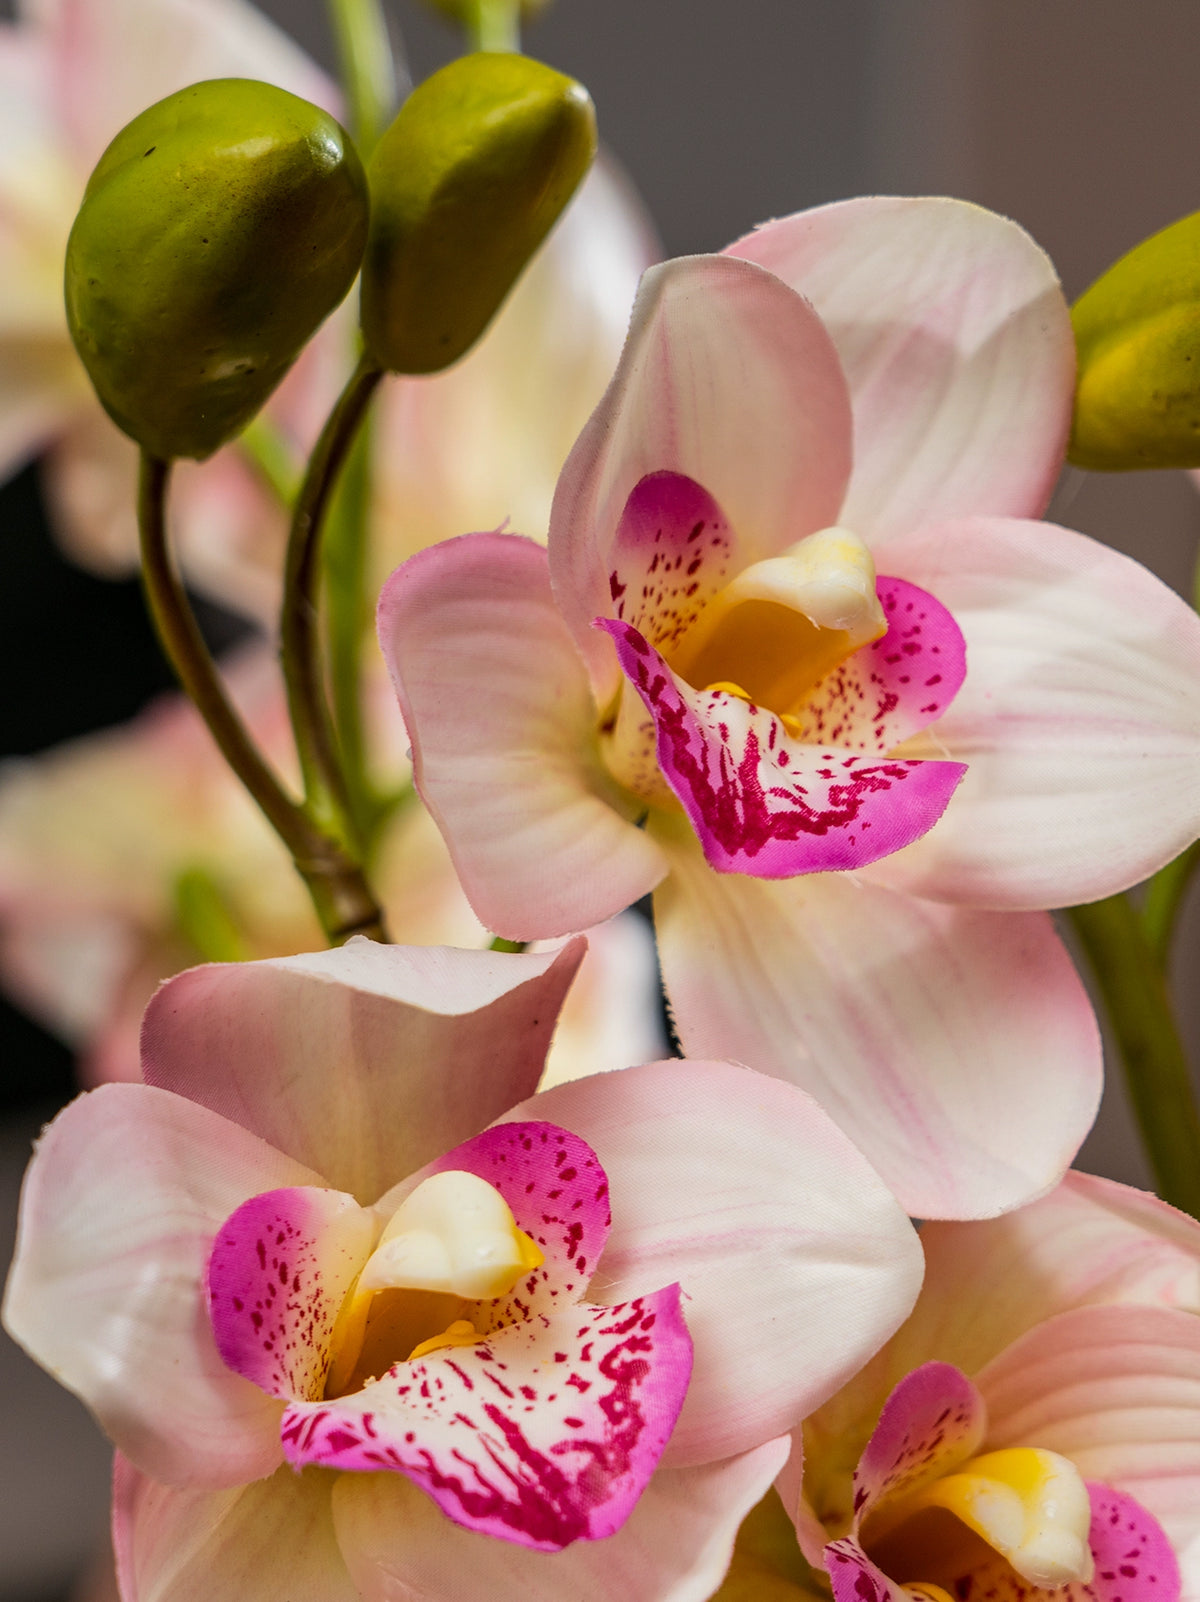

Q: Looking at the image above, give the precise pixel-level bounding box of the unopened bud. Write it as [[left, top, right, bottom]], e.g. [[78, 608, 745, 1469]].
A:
[[360, 52, 595, 374], [1070, 208, 1200, 470], [65, 78, 369, 461]]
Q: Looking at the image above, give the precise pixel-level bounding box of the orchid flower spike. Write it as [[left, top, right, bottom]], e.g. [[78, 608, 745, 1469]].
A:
[[380, 195, 1200, 1221], [2, 939, 921, 1602]]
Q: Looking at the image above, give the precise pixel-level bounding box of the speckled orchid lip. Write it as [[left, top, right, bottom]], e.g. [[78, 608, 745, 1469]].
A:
[[595, 469, 968, 877], [206, 1119, 694, 1552], [821, 1363, 1180, 1602]]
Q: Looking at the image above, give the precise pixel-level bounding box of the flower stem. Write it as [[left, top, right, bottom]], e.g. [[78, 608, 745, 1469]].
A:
[[280, 352, 383, 845], [323, 415, 377, 841], [1142, 840, 1200, 966], [326, 0, 397, 155], [1067, 893, 1200, 1218], [139, 452, 388, 945], [466, 0, 522, 52], [238, 414, 301, 506]]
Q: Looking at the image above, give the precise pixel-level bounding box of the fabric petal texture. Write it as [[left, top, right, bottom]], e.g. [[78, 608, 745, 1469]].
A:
[[725, 196, 1075, 543], [377, 532, 666, 939], [141, 939, 585, 1203]]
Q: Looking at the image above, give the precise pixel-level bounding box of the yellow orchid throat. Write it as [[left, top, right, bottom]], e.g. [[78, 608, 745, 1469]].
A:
[[324, 1170, 544, 1396]]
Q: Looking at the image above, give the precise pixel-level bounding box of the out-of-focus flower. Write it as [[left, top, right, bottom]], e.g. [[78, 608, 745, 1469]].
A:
[[784, 1172, 1200, 1602], [380, 197, 1200, 1221], [0, 648, 666, 1087], [3, 941, 923, 1600], [0, 0, 654, 620]]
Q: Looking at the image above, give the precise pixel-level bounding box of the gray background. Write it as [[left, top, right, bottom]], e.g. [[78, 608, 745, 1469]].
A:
[[4, 3, 1200, 1597]]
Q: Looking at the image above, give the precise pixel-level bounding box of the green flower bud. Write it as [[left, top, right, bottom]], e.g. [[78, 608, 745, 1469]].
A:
[[66, 78, 369, 461], [361, 52, 596, 374], [1070, 209, 1200, 471]]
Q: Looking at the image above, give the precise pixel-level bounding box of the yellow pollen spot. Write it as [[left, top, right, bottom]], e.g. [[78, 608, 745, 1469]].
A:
[[905, 1587, 956, 1602], [702, 680, 754, 702], [408, 1319, 483, 1361]]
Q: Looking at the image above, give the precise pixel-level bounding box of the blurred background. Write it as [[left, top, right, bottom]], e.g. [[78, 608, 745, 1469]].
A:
[[2, 1, 1199, 1598]]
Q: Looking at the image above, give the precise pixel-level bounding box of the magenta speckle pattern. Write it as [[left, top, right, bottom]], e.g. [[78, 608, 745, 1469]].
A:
[[605, 471, 735, 652], [598, 617, 966, 876], [799, 577, 968, 751], [854, 1362, 987, 1521], [1081, 1483, 1180, 1602], [207, 1186, 374, 1402]]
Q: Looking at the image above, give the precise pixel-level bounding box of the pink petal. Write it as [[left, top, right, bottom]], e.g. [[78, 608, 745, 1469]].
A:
[[141, 938, 585, 1204], [851, 1362, 986, 1527], [1083, 1483, 1181, 1602], [498, 1058, 923, 1466], [332, 1436, 790, 1602], [804, 578, 968, 750], [873, 516, 1200, 908], [550, 254, 852, 696], [1, 1084, 321, 1487], [377, 532, 666, 939], [824, 1539, 905, 1602], [207, 1187, 376, 1403], [604, 471, 737, 648], [602, 618, 965, 876], [113, 1453, 358, 1602], [726, 197, 1074, 544], [281, 1285, 691, 1550], [979, 1305, 1200, 1559], [652, 827, 1101, 1220]]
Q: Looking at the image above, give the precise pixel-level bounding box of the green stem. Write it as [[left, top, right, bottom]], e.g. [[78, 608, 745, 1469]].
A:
[[323, 411, 376, 841], [139, 453, 388, 945], [1068, 893, 1200, 1217], [280, 353, 382, 844], [326, 0, 397, 154], [466, 0, 521, 52], [238, 414, 301, 506], [1143, 840, 1200, 966]]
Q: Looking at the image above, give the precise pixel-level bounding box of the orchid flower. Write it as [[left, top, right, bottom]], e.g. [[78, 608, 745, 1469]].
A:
[[0, 0, 653, 623], [783, 1171, 1200, 1602], [379, 196, 1200, 1221], [0, 648, 665, 1088], [2, 940, 921, 1601]]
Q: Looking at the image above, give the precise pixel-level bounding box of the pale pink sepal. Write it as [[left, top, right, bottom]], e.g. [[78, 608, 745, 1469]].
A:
[[874, 516, 1200, 908], [208, 1187, 375, 1403], [1, 1084, 322, 1488], [726, 196, 1074, 542], [652, 822, 1100, 1220], [113, 1453, 359, 1602], [601, 617, 965, 876], [979, 1304, 1200, 1564], [332, 1435, 790, 1602], [851, 1361, 985, 1520], [141, 938, 584, 1205], [549, 254, 852, 695], [497, 1058, 923, 1467], [377, 532, 666, 939]]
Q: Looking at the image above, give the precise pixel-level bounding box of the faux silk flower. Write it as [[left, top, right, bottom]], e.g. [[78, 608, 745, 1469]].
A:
[[0, 649, 666, 1089], [783, 1171, 1200, 1602], [2, 940, 922, 1602], [379, 196, 1200, 1220]]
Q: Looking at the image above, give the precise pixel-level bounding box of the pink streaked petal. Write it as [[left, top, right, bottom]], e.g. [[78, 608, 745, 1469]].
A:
[[604, 471, 736, 648], [1, 1084, 322, 1488], [332, 1436, 790, 1602], [377, 532, 666, 940], [802, 578, 967, 751], [852, 1363, 985, 1528], [652, 826, 1101, 1220], [498, 1058, 923, 1467], [979, 1305, 1200, 1556], [282, 1284, 692, 1551], [726, 197, 1074, 543], [602, 618, 965, 877], [874, 516, 1200, 908], [824, 1539, 906, 1602], [207, 1187, 375, 1403], [423, 1121, 612, 1323], [112, 1452, 357, 1602], [142, 938, 584, 1205], [550, 254, 852, 695]]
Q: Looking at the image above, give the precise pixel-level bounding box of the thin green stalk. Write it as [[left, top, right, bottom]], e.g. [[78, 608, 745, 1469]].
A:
[[1068, 892, 1200, 1217], [139, 453, 388, 945], [1143, 840, 1200, 966], [466, 0, 521, 52], [280, 353, 382, 844], [238, 414, 301, 506], [323, 414, 376, 841], [327, 0, 397, 154]]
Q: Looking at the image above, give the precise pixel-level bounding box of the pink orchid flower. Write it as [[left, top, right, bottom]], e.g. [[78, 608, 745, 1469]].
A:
[[0, 0, 654, 622], [785, 1171, 1200, 1602], [379, 197, 1200, 1221], [2, 940, 921, 1601], [0, 648, 666, 1088]]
